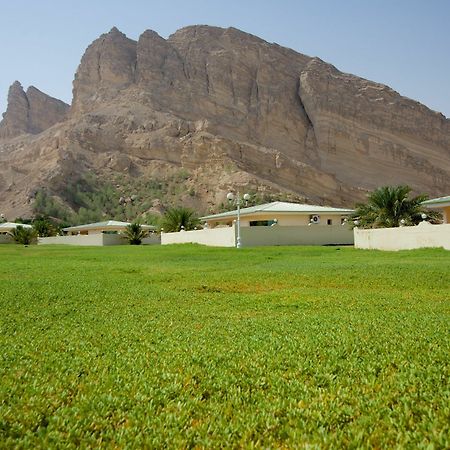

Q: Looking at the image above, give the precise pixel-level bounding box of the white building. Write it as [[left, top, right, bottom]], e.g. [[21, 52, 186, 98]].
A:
[[162, 202, 355, 247], [422, 196, 450, 224], [39, 220, 159, 246], [0, 222, 33, 244]]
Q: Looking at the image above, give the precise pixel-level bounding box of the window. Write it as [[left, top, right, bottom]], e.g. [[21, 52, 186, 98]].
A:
[[327, 219, 332, 225], [250, 220, 277, 227]]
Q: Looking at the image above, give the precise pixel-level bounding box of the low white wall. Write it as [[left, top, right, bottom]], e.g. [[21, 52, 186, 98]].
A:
[[240, 225, 354, 247], [38, 234, 128, 246], [354, 222, 450, 251], [161, 227, 236, 247], [0, 235, 13, 244], [142, 234, 161, 245], [161, 225, 353, 247]]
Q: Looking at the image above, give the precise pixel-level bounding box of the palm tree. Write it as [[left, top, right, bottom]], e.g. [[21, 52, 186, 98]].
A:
[[32, 216, 56, 237], [161, 207, 200, 232], [351, 185, 438, 228], [10, 226, 36, 245], [125, 223, 148, 245]]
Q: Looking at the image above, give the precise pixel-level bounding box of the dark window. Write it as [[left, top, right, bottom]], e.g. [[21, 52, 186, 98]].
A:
[[327, 219, 332, 225], [250, 220, 277, 227]]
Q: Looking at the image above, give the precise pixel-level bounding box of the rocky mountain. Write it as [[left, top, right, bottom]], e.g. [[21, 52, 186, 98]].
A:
[[0, 25, 449, 220], [0, 82, 69, 139]]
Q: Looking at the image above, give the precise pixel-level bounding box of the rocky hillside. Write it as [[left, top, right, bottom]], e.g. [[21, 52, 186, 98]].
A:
[[0, 25, 449, 220]]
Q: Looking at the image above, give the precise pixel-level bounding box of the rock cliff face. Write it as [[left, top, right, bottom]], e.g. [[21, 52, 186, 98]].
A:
[[0, 82, 69, 139], [71, 27, 137, 115], [0, 25, 449, 219], [298, 58, 450, 190]]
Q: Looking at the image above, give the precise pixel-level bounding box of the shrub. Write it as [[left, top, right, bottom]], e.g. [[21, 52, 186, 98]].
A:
[[32, 217, 56, 237], [10, 226, 36, 245], [125, 223, 148, 245], [161, 207, 200, 232]]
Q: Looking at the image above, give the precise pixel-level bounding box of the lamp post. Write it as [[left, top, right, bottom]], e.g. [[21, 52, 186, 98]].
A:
[[227, 191, 250, 248]]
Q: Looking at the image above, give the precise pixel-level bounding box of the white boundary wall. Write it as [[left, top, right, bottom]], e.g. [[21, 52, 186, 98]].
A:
[[162, 227, 236, 247], [240, 225, 353, 247], [161, 225, 353, 247], [39, 234, 162, 246], [39, 234, 128, 246], [0, 235, 13, 244], [142, 234, 161, 245], [354, 222, 450, 251]]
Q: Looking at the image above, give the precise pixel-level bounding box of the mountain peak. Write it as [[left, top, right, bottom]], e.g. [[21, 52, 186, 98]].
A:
[[11, 80, 24, 89], [108, 26, 123, 35], [0, 82, 69, 139]]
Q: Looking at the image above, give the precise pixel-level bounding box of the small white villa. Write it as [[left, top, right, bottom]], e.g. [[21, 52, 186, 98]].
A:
[[39, 220, 158, 246], [201, 201, 354, 228], [0, 222, 33, 244], [63, 220, 155, 236], [162, 201, 355, 247], [0, 222, 33, 234]]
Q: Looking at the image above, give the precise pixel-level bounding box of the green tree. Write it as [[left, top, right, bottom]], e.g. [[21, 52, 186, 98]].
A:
[[32, 217, 56, 237], [10, 226, 36, 245], [125, 223, 148, 245], [161, 207, 200, 232], [351, 185, 439, 228]]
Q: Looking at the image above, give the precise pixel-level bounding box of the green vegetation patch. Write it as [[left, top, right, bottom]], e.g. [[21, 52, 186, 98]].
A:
[[0, 245, 449, 448], [32, 170, 190, 226]]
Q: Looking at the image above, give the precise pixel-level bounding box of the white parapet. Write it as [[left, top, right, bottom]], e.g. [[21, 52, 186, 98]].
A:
[[161, 227, 236, 247], [0, 235, 14, 244], [38, 234, 128, 246], [161, 224, 354, 247], [240, 225, 353, 247], [354, 222, 450, 251]]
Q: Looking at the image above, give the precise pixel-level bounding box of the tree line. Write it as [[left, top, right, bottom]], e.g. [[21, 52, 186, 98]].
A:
[[2, 185, 443, 245]]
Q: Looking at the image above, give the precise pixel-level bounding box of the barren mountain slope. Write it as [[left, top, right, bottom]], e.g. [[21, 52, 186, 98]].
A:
[[0, 25, 448, 219]]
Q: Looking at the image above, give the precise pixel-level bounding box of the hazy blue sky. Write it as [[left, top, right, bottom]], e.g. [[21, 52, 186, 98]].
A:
[[0, 0, 449, 117]]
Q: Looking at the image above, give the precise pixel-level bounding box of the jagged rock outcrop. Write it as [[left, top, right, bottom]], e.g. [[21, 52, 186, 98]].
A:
[[0, 82, 69, 139], [72, 27, 137, 114], [0, 82, 30, 139], [0, 25, 449, 219]]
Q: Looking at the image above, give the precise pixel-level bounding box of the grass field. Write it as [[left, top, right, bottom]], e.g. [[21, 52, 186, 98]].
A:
[[0, 244, 449, 448]]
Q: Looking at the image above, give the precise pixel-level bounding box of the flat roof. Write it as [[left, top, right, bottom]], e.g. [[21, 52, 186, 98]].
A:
[[422, 196, 450, 207], [0, 222, 33, 229], [63, 220, 156, 232], [201, 201, 354, 221]]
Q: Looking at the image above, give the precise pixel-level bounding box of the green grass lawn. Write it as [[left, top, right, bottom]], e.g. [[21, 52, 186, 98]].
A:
[[0, 244, 449, 448]]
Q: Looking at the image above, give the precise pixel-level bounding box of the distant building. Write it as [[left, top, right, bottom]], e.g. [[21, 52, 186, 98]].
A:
[[162, 202, 355, 247], [39, 220, 158, 246], [0, 222, 33, 244], [63, 220, 155, 235], [422, 196, 450, 224], [0, 222, 33, 235], [201, 201, 354, 228]]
